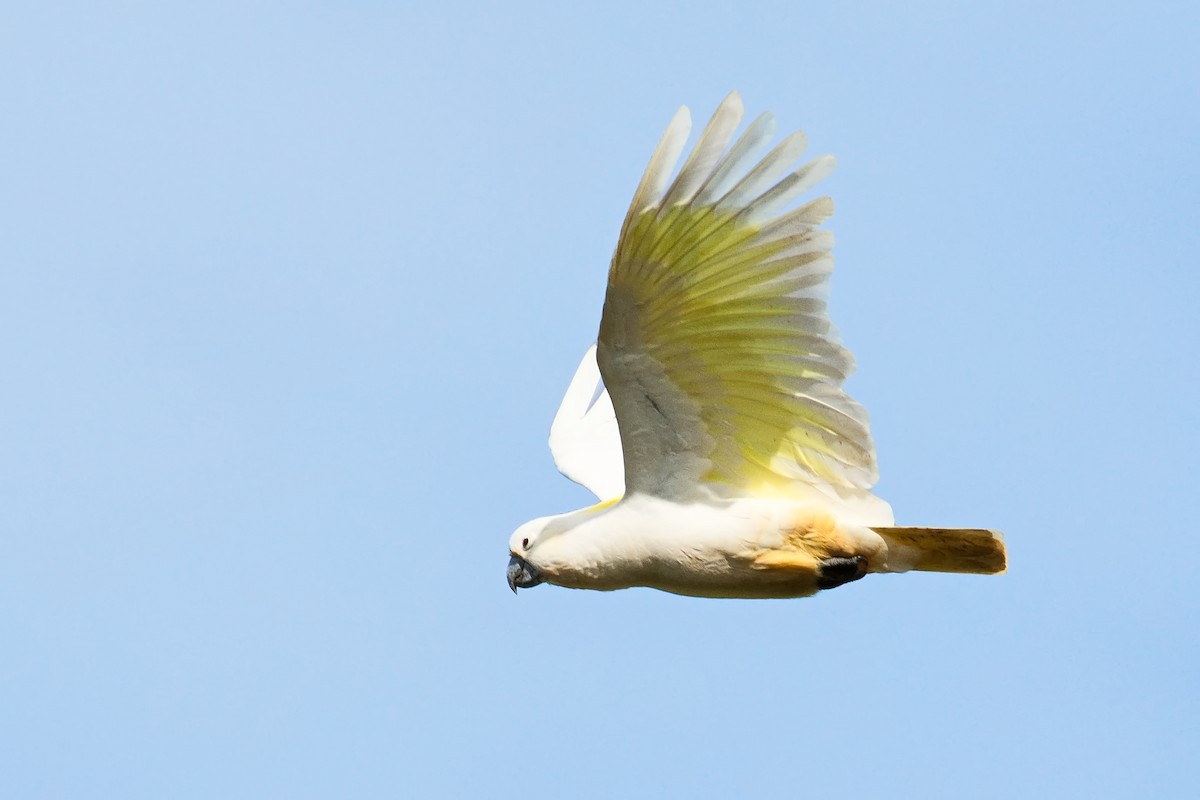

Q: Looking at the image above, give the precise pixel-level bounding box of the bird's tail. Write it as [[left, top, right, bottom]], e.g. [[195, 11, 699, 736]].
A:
[[870, 527, 1006, 575]]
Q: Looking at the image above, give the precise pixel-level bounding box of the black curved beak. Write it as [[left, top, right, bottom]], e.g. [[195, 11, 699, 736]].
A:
[[507, 555, 543, 594]]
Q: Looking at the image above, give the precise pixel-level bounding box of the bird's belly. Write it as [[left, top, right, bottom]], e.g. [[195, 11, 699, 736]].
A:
[[590, 496, 886, 599], [640, 557, 825, 599]]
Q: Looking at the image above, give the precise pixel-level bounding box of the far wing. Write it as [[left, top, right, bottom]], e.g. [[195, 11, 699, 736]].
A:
[[548, 345, 625, 500], [598, 92, 879, 502]]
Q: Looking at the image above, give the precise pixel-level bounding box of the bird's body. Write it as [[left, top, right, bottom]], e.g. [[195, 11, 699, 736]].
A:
[[514, 494, 879, 598], [507, 93, 1005, 598], [515, 493, 1003, 598]]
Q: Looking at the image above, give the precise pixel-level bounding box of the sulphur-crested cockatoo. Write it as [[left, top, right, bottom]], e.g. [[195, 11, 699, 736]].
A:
[[508, 93, 1005, 598]]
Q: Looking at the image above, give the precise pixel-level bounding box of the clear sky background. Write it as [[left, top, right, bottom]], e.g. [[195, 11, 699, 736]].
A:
[[2, 2, 1197, 798]]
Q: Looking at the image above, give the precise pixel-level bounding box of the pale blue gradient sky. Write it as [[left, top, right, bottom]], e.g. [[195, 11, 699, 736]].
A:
[[1, 2, 1197, 798]]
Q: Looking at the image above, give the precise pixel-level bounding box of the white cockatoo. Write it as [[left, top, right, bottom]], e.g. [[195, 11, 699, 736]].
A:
[[508, 93, 1005, 598]]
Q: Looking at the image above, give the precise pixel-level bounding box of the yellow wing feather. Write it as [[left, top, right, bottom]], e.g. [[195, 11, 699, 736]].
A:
[[597, 93, 877, 501]]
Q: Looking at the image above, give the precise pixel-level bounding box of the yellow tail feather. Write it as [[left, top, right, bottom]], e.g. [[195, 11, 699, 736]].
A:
[[870, 527, 1007, 575]]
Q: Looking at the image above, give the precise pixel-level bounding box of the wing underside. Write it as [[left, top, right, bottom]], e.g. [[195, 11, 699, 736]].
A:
[[596, 92, 881, 503]]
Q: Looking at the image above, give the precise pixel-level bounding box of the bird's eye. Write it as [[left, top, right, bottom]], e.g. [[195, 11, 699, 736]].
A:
[[522, 537, 529, 549]]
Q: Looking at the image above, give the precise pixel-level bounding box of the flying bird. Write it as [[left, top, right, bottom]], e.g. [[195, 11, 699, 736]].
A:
[[508, 93, 1005, 598]]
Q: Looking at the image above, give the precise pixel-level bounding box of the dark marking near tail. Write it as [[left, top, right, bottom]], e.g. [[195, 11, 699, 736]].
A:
[[817, 556, 868, 590]]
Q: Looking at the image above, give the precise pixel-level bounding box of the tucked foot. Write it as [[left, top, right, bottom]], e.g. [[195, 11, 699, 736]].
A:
[[816, 555, 868, 590]]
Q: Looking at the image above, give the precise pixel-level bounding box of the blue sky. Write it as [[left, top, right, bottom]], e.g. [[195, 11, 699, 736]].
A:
[[2, 1, 1197, 797]]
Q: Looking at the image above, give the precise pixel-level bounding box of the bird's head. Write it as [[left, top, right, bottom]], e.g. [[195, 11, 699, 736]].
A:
[[507, 505, 615, 593], [507, 516, 552, 593]]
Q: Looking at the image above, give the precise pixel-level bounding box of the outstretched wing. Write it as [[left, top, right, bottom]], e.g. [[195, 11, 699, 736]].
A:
[[548, 345, 625, 500], [597, 92, 878, 502]]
